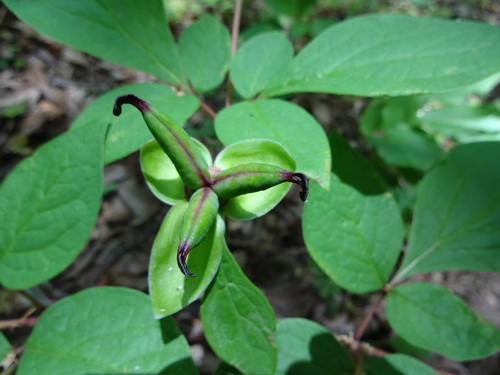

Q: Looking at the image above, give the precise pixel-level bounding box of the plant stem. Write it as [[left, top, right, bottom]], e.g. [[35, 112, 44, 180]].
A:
[[199, 99, 217, 118], [226, 0, 243, 107], [354, 293, 385, 341], [0, 316, 38, 329]]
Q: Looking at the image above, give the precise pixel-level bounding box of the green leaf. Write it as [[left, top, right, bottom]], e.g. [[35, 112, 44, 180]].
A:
[[275, 318, 353, 375], [179, 15, 231, 93], [72, 83, 199, 164], [0, 332, 12, 365], [3, 0, 186, 85], [303, 132, 403, 293], [214, 362, 242, 375], [359, 96, 443, 170], [263, 0, 317, 17], [423, 105, 500, 142], [303, 177, 403, 293], [140, 139, 212, 206], [386, 282, 500, 360], [215, 99, 331, 189], [370, 125, 443, 171], [0, 124, 106, 289], [150, 203, 224, 318], [396, 142, 500, 279], [265, 14, 500, 97], [17, 287, 197, 374], [363, 353, 438, 375], [214, 139, 296, 220], [201, 245, 277, 374], [230, 32, 293, 99]]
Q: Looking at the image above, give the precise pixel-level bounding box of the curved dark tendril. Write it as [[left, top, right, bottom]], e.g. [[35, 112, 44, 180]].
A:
[[113, 94, 150, 116], [177, 241, 196, 277], [292, 173, 309, 202]]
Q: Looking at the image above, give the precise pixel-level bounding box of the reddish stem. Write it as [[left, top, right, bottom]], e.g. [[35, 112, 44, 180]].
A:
[[226, 0, 243, 106], [0, 316, 38, 329], [354, 293, 384, 341], [199, 100, 217, 118]]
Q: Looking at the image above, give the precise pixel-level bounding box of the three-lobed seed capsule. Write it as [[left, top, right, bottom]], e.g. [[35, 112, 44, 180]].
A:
[[113, 94, 309, 277]]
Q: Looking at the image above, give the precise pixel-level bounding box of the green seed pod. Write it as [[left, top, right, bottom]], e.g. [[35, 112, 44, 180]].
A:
[[178, 187, 219, 277], [113, 94, 211, 190], [211, 163, 309, 202]]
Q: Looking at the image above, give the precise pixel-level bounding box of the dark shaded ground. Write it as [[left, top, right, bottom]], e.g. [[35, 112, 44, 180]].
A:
[[1, 3, 500, 374]]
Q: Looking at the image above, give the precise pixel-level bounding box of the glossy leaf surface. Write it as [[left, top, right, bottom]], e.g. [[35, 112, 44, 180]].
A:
[[275, 318, 353, 375], [363, 354, 438, 375], [230, 32, 293, 99], [386, 282, 500, 360], [3, 0, 186, 85], [397, 142, 500, 279], [179, 14, 231, 93], [213, 139, 296, 220], [0, 124, 106, 289], [150, 204, 224, 318], [265, 14, 500, 97], [17, 287, 197, 374], [72, 83, 199, 164], [201, 245, 277, 374], [303, 132, 403, 293], [215, 99, 330, 189]]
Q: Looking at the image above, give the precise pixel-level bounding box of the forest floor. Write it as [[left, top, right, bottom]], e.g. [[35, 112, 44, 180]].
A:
[[1, 3, 500, 375]]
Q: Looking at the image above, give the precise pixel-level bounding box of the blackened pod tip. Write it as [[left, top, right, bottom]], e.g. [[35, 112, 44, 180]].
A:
[[288, 172, 309, 202], [177, 240, 196, 277], [113, 94, 150, 116]]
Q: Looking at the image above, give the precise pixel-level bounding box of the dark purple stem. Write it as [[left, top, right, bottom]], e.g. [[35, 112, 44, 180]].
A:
[[113, 94, 150, 116], [177, 240, 196, 278]]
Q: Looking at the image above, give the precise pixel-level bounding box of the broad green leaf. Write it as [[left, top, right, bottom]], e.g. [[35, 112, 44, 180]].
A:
[[214, 362, 242, 375], [360, 96, 443, 170], [303, 177, 403, 293], [214, 139, 296, 220], [201, 245, 277, 374], [140, 139, 212, 206], [71, 83, 199, 164], [363, 354, 438, 375], [303, 131, 403, 293], [264, 14, 500, 97], [17, 287, 197, 374], [150, 203, 224, 318], [386, 282, 500, 360], [275, 318, 353, 375], [423, 106, 500, 142], [215, 99, 331, 189], [396, 142, 500, 279], [0, 124, 106, 289], [3, 0, 186, 85], [239, 22, 282, 43], [0, 332, 11, 365], [264, 0, 316, 17], [179, 15, 231, 93], [370, 125, 443, 171], [230, 32, 293, 99]]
